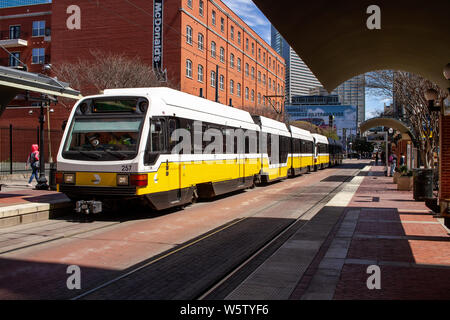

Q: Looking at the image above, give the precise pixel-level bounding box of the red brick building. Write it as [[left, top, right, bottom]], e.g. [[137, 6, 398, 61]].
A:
[[0, 0, 285, 131], [0, 3, 55, 129]]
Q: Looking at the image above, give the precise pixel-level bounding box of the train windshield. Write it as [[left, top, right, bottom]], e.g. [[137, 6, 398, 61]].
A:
[[62, 117, 143, 161]]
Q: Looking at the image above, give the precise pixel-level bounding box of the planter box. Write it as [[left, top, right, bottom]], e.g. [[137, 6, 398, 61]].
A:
[[397, 176, 413, 191], [393, 172, 401, 184]]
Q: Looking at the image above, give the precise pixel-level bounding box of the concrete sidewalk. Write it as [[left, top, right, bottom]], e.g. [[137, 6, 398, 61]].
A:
[[226, 164, 450, 300], [0, 179, 71, 228]]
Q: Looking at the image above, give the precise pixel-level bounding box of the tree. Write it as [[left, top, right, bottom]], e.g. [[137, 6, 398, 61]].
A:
[[352, 138, 375, 154], [365, 70, 448, 168], [52, 50, 176, 97]]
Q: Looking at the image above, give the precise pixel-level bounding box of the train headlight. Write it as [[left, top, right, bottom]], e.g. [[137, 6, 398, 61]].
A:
[[63, 173, 76, 184], [117, 174, 130, 186]]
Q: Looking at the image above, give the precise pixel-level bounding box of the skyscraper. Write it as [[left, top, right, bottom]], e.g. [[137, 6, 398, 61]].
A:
[[271, 26, 322, 102], [271, 26, 366, 125], [331, 74, 366, 125]]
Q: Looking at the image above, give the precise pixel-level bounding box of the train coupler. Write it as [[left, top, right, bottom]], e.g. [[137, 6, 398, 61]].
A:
[[75, 200, 103, 214]]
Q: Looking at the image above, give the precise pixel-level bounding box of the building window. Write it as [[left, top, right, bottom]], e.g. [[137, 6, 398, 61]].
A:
[[246, 38, 249, 51], [230, 26, 234, 40], [230, 80, 234, 95], [187, 0, 192, 8], [237, 83, 241, 97], [186, 59, 193, 78], [263, 52, 266, 63], [269, 77, 272, 89], [198, 33, 204, 51], [245, 87, 249, 100], [198, 64, 204, 82], [263, 74, 266, 85], [251, 89, 254, 102], [211, 41, 216, 58], [219, 75, 224, 91], [9, 52, 20, 67], [251, 43, 254, 55], [220, 47, 225, 63], [258, 71, 261, 83], [212, 10, 216, 25], [210, 71, 216, 87], [32, 48, 45, 64], [258, 48, 261, 60], [230, 53, 234, 68], [258, 93, 261, 105], [186, 25, 193, 45], [220, 17, 225, 33], [237, 32, 241, 44], [237, 58, 241, 72], [251, 67, 255, 80], [9, 26, 21, 39], [199, 0, 204, 16], [32, 21, 46, 37], [245, 63, 249, 77]]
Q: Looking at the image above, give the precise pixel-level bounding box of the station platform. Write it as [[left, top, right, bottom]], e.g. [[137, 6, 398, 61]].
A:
[[226, 164, 450, 300], [0, 179, 71, 228]]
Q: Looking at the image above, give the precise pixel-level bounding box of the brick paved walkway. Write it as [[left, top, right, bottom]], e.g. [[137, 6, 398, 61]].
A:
[[292, 165, 450, 300], [0, 189, 67, 208]]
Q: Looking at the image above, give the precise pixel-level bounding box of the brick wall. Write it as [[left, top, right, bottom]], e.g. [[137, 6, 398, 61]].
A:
[[439, 115, 450, 200]]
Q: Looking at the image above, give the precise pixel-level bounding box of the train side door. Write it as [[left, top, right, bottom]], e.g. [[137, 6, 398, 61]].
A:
[[167, 117, 182, 203]]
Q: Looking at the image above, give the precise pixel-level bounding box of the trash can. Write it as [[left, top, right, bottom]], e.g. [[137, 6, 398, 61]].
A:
[[413, 169, 433, 201], [49, 162, 57, 191]]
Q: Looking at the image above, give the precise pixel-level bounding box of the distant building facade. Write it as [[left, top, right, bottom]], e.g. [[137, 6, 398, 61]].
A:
[[271, 26, 321, 102], [0, 0, 285, 131], [271, 27, 366, 125], [286, 94, 357, 141]]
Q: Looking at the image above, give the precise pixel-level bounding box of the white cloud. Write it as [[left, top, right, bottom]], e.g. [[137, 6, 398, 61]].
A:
[[222, 0, 271, 43]]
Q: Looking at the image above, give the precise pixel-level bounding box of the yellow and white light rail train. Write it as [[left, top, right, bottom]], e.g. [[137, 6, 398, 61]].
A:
[[56, 88, 343, 213]]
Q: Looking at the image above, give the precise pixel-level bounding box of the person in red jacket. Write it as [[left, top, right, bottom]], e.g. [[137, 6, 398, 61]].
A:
[[26, 144, 40, 187]]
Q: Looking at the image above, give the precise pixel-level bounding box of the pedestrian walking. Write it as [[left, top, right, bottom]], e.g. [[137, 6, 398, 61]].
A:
[[399, 153, 406, 166], [391, 154, 397, 175], [26, 144, 40, 187]]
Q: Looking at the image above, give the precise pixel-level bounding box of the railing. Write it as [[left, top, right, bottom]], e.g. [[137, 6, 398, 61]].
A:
[[0, 125, 63, 175]]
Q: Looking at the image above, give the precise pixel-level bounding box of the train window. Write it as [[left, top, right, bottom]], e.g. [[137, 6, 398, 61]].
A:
[[144, 118, 166, 165], [168, 118, 178, 152]]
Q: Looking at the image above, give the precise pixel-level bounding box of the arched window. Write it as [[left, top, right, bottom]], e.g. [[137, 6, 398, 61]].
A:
[[186, 59, 192, 78], [220, 47, 225, 63], [186, 25, 192, 45], [198, 64, 204, 82], [198, 33, 204, 51], [211, 41, 216, 58]]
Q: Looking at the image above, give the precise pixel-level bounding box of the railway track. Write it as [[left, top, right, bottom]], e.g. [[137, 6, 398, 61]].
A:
[[70, 164, 367, 300]]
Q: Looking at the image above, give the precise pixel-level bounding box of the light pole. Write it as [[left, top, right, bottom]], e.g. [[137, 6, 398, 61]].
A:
[[35, 100, 49, 190]]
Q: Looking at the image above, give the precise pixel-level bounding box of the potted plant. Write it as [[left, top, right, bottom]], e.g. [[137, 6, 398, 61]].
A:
[[397, 165, 413, 191], [393, 166, 401, 184]]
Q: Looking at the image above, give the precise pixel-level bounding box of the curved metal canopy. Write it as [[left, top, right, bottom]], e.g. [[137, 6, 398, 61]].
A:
[[253, 0, 450, 91], [359, 117, 415, 143]]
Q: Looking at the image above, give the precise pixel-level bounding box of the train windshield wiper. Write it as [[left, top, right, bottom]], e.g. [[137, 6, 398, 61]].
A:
[[77, 150, 102, 159], [103, 149, 128, 160]]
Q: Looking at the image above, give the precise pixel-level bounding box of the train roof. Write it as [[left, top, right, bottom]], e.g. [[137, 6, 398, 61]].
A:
[[101, 87, 259, 131], [311, 133, 329, 144], [252, 115, 290, 137], [289, 125, 314, 142]]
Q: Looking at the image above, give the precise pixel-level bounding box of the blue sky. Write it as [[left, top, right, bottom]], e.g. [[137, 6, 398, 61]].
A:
[[0, 0, 51, 8], [222, 0, 389, 119]]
